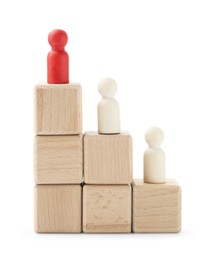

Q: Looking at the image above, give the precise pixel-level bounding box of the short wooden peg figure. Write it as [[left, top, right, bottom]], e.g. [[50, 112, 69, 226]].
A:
[[48, 29, 69, 84], [98, 77, 120, 134], [144, 127, 165, 183]]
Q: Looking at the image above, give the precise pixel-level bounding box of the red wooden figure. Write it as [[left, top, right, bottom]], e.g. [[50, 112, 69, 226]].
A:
[[47, 29, 69, 84]]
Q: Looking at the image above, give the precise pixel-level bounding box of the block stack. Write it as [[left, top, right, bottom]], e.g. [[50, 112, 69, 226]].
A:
[[83, 78, 133, 233], [132, 127, 181, 233], [34, 29, 82, 233], [33, 29, 181, 234]]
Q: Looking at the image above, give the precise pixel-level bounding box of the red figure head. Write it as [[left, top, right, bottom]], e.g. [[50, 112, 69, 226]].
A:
[[48, 29, 68, 51], [47, 29, 69, 84]]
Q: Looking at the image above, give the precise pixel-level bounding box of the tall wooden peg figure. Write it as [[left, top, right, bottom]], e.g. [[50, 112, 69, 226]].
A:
[[144, 127, 165, 183], [48, 29, 69, 84], [98, 77, 121, 134]]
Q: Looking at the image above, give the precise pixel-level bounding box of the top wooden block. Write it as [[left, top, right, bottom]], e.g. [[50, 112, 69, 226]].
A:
[[34, 83, 82, 135]]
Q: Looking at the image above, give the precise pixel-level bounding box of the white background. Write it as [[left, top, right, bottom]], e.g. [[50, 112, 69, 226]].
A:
[[0, 0, 213, 259]]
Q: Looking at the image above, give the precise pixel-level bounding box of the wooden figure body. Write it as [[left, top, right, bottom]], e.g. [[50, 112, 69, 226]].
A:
[[48, 29, 69, 84], [144, 127, 165, 183], [97, 78, 120, 134]]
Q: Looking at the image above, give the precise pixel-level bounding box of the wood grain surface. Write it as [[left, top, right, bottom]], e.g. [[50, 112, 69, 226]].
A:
[[35, 184, 82, 233], [132, 179, 181, 233], [84, 132, 133, 184], [34, 135, 83, 184], [83, 185, 131, 233], [35, 83, 82, 135]]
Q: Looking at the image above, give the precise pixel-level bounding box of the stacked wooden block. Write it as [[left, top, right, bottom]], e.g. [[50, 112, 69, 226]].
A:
[[132, 179, 181, 232], [34, 83, 83, 232]]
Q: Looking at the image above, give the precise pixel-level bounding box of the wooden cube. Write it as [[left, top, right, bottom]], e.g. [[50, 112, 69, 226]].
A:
[[34, 185, 82, 233], [132, 179, 181, 233], [84, 132, 133, 184], [35, 83, 82, 135], [34, 135, 83, 184], [83, 185, 131, 233]]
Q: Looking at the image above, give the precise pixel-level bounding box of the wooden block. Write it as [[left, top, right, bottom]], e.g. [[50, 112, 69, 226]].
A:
[[34, 135, 83, 184], [132, 179, 181, 233], [35, 185, 82, 233], [84, 132, 133, 184], [35, 83, 82, 135], [83, 185, 131, 233]]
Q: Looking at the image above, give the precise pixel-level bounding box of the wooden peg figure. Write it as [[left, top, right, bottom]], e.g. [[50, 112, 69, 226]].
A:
[[144, 127, 165, 183], [47, 29, 69, 84], [97, 78, 121, 134]]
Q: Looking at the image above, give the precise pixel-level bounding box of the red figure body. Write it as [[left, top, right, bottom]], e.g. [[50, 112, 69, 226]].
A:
[[48, 29, 69, 84]]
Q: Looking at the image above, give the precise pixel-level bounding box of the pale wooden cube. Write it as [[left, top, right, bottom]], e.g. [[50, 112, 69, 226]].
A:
[[35, 83, 82, 135], [34, 135, 83, 184], [34, 185, 82, 233], [132, 179, 181, 233], [84, 132, 133, 184], [83, 185, 131, 233]]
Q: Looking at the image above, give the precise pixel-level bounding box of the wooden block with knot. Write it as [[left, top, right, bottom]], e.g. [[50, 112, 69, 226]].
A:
[[35, 84, 82, 135], [132, 179, 181, 233], [83, 185, 131, 233], [34, 135, 83, 184], [84, 132, 133, 184], [34, 185, 82, 233]]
